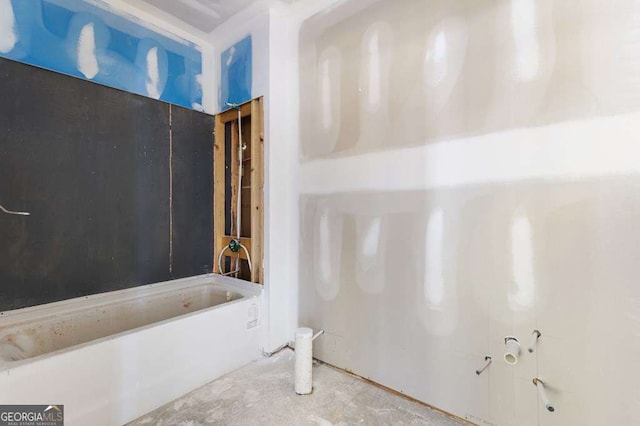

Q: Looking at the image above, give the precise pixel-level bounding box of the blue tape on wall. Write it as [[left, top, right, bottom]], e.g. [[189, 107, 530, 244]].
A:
[[220, 36, 252, 108], [0, 0, 203, 110]]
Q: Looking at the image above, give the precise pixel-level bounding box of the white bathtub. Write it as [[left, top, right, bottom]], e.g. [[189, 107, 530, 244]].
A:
[[0, 274, 263, 426]]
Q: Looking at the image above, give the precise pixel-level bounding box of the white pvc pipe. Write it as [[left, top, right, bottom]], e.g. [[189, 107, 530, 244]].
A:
[[217, 242, 252, 276], [295, 327, 314, 395], [235, 108, 243, 277], [535, 379, 555, 412], [504, 337, 521, 365], [528, 330, 541, 353]]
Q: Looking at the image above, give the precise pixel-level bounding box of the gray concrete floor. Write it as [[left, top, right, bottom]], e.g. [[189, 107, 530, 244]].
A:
[[128, 349, 468, 426]]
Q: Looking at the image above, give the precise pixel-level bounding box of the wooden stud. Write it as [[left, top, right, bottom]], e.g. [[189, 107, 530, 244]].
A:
[[250, 97, 264, 284], [217, 102, 252, 124], [213, 114, 226, 273]]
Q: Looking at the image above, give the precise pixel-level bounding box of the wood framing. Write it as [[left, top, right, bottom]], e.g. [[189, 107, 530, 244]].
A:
[[212, 98, 264, 284], [250, 97, 264, 283], [213, 113, 226, 275], [217, 102, 252, 123]]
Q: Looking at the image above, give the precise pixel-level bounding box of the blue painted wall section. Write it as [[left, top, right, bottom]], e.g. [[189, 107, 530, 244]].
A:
[[0, 0, 203, 110], [220, 36, 252, 108]]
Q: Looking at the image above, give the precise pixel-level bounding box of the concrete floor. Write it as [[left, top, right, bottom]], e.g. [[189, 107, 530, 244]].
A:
[[128, 349, 468, 426]]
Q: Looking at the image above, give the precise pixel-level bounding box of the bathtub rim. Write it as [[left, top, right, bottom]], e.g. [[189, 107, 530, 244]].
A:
[[0, 273, 260, 320], [0, 274, 262, 370]]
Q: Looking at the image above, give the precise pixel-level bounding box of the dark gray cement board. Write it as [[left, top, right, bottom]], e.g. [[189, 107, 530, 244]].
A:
[[0, 57, 213, 311]]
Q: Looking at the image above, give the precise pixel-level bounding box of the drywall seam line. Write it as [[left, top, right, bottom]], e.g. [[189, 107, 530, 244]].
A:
[[298, 111, 640, 194], [169, 103, 174, 274]]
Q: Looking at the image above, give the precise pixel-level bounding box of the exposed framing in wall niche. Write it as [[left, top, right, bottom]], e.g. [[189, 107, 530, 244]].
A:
[[213, 97, 264, 284]]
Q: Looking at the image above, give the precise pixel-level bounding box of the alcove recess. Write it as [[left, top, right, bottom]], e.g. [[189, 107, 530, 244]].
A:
[[213, 97, 264, 284]]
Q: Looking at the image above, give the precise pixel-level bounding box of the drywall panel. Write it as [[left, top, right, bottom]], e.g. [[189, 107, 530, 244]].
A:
[[299, 191, 491, 421], [299, 179, 640, 425], [220, 35, 253, 107], [295, 0, 640, 424], [263, 8, 301, 353], [298, 0, 640, 160], [208, 6, 269, 113], [0, 0, 203, 110]]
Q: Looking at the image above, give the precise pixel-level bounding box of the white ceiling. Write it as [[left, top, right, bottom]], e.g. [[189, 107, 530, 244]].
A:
[[141, 0, 299, 33]]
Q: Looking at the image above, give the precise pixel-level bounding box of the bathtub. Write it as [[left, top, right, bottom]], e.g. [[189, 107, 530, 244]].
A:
[[0, 274, 263, 426]]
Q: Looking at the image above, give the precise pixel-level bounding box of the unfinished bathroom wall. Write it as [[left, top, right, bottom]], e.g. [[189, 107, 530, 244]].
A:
[[296, 0, 640, 424], [209, 7, 269, 113], [0, 56, 214, 311], [299, 0, 636, 159], [220, 35, 253, 107], [207, 5, 305, 351], [0, 0, 204, 110]]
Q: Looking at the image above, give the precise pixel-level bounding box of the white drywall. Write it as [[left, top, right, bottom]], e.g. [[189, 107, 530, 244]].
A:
[[290, 0, 640, 425], [263, 7, 299, 353]]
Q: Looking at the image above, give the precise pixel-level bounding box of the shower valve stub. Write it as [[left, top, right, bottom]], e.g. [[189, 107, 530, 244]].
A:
[[529, 330, 541, 353], [476, 356, 492, 375], [533, 378, 555, 412]]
